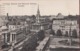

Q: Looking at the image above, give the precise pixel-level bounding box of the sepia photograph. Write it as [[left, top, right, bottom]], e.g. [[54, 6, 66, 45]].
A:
[[0, 0, 79, 51]]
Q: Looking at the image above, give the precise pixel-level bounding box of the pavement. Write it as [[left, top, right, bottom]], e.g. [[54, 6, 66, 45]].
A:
[[49, 37, 80, 49]]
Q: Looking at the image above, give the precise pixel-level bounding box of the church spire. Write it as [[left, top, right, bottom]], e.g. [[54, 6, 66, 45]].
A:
[[36, 5, 40, 23], [37, 5, 40, 17]]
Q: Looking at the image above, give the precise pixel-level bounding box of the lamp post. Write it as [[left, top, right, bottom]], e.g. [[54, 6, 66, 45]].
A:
[[10, 41, 15, 51], [69, 22, 72, 46]]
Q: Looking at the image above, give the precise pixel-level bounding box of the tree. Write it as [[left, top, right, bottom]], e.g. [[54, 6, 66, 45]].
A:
[[56, 29, 62, 36], [31, 15, 36, 23], [72, 29, 77, 38], [21, 34, 38, 51], [37, 30, 45, 41], [64, 31, 68, 37]]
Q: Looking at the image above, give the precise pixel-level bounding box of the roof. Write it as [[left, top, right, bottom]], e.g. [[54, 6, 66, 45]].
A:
[[0, 26, 8, 30]]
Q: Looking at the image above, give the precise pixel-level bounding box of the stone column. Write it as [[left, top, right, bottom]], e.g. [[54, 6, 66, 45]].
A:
[[14, 34, 17, 43], [12, 34, 14, 41], [3, 33, 8, 44], [5, 33, 7, 43], [3, 34, 6, 43], [10, 33, 12, 44], [11, 32, 16, 44]]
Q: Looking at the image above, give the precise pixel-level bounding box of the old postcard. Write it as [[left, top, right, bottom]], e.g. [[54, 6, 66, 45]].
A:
[[0, 0, 79, 51]]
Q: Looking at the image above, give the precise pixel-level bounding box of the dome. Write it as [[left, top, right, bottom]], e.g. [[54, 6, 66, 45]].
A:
[[57, 13, 63, 16], [57, 13, 64, 18]]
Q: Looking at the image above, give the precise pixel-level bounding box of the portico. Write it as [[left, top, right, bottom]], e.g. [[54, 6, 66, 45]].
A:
[[2, 30, 17, 45]]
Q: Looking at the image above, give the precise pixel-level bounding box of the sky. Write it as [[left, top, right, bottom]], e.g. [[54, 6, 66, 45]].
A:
[[0, 0, 79, 16]]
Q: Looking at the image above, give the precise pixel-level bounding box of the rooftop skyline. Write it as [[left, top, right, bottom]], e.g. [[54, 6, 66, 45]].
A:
[[0, 0, 79, 16]]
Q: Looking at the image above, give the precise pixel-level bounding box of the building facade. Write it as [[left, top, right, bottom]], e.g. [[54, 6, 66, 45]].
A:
[[52, 15, 79, 37], [31, 6, 50, 32]]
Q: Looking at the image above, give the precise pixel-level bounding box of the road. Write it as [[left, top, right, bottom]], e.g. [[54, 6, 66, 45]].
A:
[[8, 34, 31, 51]]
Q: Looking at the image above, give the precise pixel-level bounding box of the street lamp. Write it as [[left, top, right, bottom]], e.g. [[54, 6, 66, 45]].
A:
[[68, 22, 72, 46], [11, 41, 15, 51]]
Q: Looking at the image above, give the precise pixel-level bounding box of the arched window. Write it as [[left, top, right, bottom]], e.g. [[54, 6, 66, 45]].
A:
[[56, 29, 62, 36], [72, 29, 77, 38], [64, 31, 68, 37]]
